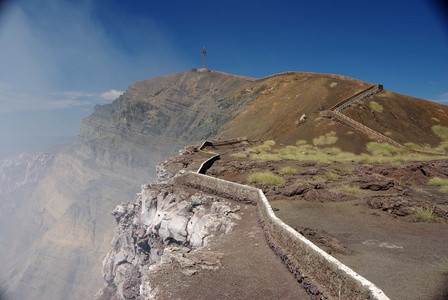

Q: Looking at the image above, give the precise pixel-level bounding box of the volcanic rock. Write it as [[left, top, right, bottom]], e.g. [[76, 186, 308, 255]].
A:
[[95, 183, 240, 299]]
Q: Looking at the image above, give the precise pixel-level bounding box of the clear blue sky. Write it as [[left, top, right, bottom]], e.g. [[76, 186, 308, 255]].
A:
[[0, 0, 447, 159]]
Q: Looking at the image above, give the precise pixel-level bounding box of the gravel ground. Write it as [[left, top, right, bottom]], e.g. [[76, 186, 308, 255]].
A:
[[146, 203, 311, 300]]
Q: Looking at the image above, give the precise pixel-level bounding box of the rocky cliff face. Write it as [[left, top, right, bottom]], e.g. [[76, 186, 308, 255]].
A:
[[0, 70, 254, 300], [0, 152, 55, 287], [76, 70, 255, 179], [95, 179, 241, 300], [1, 70, 446, 299]]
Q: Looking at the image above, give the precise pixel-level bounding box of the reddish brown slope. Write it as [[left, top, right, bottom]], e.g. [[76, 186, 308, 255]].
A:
[[221, 72, 448, 154], [344, 90, 448, 147]]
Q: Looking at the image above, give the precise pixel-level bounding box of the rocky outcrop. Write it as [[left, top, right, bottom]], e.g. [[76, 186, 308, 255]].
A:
[[1, 69, 447, 299], [0, 152, 54, 217], [0, 71, 255, 300], [95, 182, 241, 300]]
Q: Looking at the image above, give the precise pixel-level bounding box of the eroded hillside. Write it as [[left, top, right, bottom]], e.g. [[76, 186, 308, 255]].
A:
[[1, 70, 446, 299], [221, 72, 448, 154], [0, 71, 256, 300]]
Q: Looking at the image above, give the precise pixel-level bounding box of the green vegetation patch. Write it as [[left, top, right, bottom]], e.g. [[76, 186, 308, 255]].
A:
[[245, 140, 447, 165], [325, 172, 340, 180], [432, 125, 448, 141], [413, 206, 438, 223], [435, 142, 448, 153], [431, 117, 440, 124], [334, 185, 362, 195], [247, 140, 276, 154], [369, 101, 384, 112], [405, 141, 448, 154], [331, 165, 353, 173], [248, 172, 284, 185], [279, 166, 297, 175], [313, 131, 338, 146], [230, 153, 247, 159], [263, 140, 276, 147], [377, 90, 394, 98], [427, 177, 448, 194], [441, 186, 448, 194], [367, 142, 406, 156], [428, 177, 448, 187], [405, 142, 425, 150]]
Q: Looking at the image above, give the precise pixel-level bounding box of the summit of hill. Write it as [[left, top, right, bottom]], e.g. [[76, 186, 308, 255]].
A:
[[0, 69, 447, 300]]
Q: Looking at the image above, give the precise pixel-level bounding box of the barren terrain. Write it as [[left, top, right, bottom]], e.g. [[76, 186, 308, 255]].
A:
[[146, 201, 312, 300], [169, 140, 448, 300]]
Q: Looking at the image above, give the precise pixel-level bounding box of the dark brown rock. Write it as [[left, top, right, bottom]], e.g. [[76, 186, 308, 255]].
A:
[[367, 197, 422, 216], [359, 179, 394, 191], [283, 183, 310, 196]]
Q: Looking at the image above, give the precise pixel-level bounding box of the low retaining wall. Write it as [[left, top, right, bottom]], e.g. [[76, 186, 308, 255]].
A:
[[332, 85, 383, 113], [197, 154, 220, 174], [173, 172, 389, 300], [199, 137, 248, 150], [321, 110, 447, 156], [197, 137, 248, 174]]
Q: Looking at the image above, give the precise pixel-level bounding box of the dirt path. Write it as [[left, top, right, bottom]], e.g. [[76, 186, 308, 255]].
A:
[[273, 198, 448, 300], [146, 203, 311, 300], [166, 142, 448, 299]]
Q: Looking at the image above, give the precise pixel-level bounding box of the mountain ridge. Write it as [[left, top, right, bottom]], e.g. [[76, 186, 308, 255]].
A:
[[0, 69, 447, 299]]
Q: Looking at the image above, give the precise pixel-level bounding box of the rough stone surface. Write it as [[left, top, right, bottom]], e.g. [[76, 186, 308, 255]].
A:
[[95, 183, 241, 299], [0, 71, 256, 300], [2, 70, 448, 300]]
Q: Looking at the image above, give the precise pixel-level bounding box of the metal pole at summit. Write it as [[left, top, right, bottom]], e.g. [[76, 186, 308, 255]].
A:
[[200, 46, 210, 69]]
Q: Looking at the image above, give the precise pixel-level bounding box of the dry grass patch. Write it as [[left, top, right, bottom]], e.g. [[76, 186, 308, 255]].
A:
[[435, 142, 448, 153], [247, 140, 276, 153], [249, 152, 281, 161], [369, 101, 384, 112], [331, 165, 353, 173], [428, 177, 448, 194], [334, 185, 362, 195], [325, 172, 339, 180], [432, 125, 448, 140], [377, 90, 394, 98], [405, 142, 427, 151], [367, 142, 406, 156], [248, 172, 284, 185], [246, 140, 446, 165], [413, 206, 438, 222], [230, 153, 247, 159], [280, 166, 297, 175], [313, 131, 338, 146], [296, 140, 307, 146], [431, 117, 440, 124], [428, 177, 448, 187], [310, 176, 326, 183]]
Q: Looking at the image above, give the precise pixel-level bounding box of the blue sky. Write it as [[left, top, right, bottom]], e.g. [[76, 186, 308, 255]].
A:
[[0, 0, 447, 159]]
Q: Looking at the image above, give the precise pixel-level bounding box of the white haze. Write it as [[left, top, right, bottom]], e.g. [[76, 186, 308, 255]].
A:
[[0, 0, 188, 161]]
